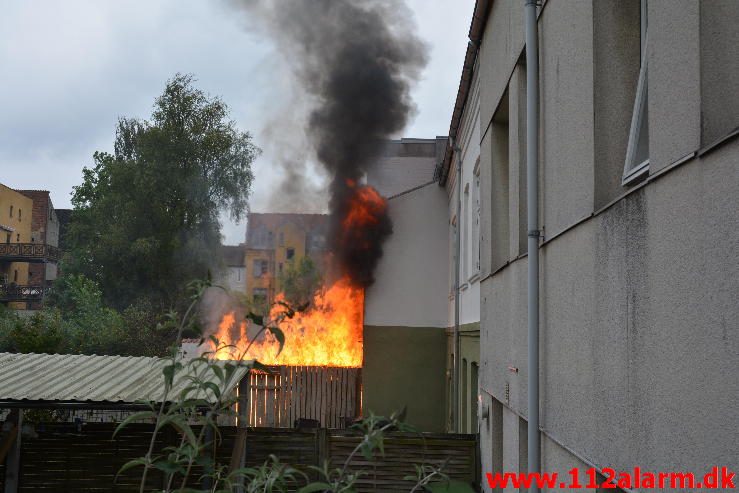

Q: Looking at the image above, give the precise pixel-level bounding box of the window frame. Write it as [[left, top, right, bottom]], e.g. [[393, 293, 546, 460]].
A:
[[623, 1, 650, 185], [471, 161, 481, 276]]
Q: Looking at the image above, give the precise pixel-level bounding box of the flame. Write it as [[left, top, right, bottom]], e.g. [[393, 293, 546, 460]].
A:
[[212, 276, 363, 367], [342, 184, 386, 230]]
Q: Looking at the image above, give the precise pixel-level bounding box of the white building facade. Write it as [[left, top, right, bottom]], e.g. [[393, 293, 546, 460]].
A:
[[441, 64, 482, 434], [442, 0, 739, 489]]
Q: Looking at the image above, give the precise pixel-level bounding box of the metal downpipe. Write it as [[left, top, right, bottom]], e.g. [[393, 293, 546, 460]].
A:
[[453, 146, 462, 433], [525, 0, 541, 489]]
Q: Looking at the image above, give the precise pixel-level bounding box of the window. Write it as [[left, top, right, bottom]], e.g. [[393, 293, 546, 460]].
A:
[[472, 166, 481, 275], [490, 89, 510, 272], [253, 287, 268, 303], [18, 209, 21, 221], [461, 358, 468, 433], [16, 234, 20, 242], [253, 259, 268, 277], [623, 0, 649, 184], [463, 184, 470, 280], [5, 233, 10, 244], [279, 262, 283, 273], [470, 362, 479, 432], [13, 270, 18, 283], [286, 247, 295, 260], [9, 205, 13, 218]]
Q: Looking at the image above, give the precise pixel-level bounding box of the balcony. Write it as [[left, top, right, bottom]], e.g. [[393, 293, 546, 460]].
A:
[[0, 243, 59, 263], [0, 284, 48, 303]]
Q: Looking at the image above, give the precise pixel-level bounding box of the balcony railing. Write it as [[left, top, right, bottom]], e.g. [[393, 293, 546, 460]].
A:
[[0, 243, 59, 263], [0, 284, 48, 303]]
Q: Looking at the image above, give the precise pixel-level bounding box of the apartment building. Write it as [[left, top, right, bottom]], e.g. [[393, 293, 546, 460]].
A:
[[441, 0, 738, 488], [244, 213, 329, 305]]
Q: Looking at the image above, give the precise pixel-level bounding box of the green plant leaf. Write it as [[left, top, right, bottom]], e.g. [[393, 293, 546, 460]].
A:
[[268, 326, 286, 356], [246, 312, 264, 326], [112, 410, 156, 437], [209, 363, 224, 383], [201, 381, 222, 399], [114, 458, 147, 480]]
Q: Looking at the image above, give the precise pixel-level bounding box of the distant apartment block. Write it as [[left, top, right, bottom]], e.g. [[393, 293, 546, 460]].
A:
[[0, 185, 60, 309], [244, 213, 329, 305]]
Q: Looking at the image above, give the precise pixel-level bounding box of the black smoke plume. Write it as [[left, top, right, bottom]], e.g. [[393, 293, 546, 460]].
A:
[[238, 0, 427, 287]]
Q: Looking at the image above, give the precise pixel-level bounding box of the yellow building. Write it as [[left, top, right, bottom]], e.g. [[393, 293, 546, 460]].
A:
[[0, 184, 33, 309], [244, 213, 329, 306]]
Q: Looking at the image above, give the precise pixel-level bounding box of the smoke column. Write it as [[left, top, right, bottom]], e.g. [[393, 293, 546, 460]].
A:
[[237, 0, 428, 287]]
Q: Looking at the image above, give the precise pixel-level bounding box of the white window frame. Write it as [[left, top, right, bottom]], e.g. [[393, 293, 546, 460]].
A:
[[471, 161, 481, 277], [463, 183, 470, 280], [623, 1, 649, 185]]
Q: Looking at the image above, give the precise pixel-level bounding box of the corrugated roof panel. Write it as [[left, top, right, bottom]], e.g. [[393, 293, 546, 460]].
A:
[[0, 352, 251, 406]]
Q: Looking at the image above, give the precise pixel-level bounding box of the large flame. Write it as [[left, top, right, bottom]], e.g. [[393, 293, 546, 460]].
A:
[[341, 182, 386, 230], [212, 276, 363, 367], [210, 184, 389, 367]]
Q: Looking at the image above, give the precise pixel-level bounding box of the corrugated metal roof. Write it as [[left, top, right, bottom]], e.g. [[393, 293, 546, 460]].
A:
[[0, 352, 251, 407]]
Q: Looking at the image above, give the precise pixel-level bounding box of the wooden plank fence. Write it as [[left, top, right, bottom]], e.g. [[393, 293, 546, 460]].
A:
[[248, 366, 361, 428], [6, 424, 478, 492]]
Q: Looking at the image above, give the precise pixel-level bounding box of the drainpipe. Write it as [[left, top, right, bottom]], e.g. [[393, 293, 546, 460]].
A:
[[452, 143, 462, 433], [525, 0, 541, 489]]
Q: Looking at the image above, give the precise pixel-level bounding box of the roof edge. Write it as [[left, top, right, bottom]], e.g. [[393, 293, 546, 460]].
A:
[[439, 0, 492, 186]]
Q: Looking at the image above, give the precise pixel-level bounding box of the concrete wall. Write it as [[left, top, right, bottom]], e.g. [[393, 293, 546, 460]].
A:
[[363, 179, 449, 432], [475, 0, 739, 485], [363, 325, 447, 432], [364, 183, 448, 328], [367, 138, 444, 198]]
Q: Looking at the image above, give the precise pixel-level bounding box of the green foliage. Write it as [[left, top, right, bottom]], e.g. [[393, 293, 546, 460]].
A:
[[278, 256, 323, 307], [67, 73, 259, 310], [0, 274, 170, 356]]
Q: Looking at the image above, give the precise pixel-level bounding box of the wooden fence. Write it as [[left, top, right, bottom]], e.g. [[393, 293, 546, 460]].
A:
[[247, 366, 361, 428], [4, 423, 478, 492]]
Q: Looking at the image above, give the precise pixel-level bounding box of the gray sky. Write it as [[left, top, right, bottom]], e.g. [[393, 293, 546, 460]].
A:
[[0, 0, 474, 244]]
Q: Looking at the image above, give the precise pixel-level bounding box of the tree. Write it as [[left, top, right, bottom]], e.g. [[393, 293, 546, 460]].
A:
[[278, 256, 323, 307], [67, 74, 259, 310]]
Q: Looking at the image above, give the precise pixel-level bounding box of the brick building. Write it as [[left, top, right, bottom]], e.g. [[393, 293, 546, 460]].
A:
[[17, 191, 60, 293]]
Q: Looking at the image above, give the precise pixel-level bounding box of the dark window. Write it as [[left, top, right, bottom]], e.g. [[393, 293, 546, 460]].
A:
[[9, 205, 13, 218], [253, 259, 269, 277], [16, 234, 20, 242], [286, 248, 295, 260], [13, 270, 18, 282], [5, 233, 9, 244], [253, 287, 268, 303], [18, 209, 21, 221]]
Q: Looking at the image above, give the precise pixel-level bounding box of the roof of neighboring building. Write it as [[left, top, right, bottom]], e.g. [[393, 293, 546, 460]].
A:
[[0, 352, 251, 408], [221, 244, 246, 267], [367, 138, 447, 197], [439, 0, 491, 185]]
